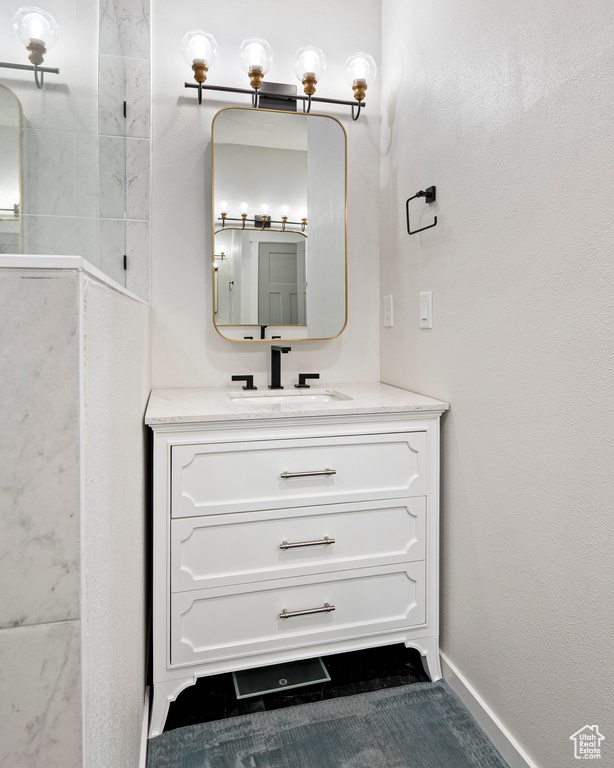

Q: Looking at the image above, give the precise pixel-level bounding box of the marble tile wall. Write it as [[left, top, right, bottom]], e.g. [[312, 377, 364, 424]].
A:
[[98, 0, 151, 302], [0, 621, 82, 768], [0, 269, 81, 768], [0, 271, 80, 629]]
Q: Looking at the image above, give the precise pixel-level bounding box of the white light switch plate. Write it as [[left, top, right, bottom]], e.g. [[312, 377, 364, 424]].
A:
[[419, 291, 432, 328], [383, 295, 393, 327]]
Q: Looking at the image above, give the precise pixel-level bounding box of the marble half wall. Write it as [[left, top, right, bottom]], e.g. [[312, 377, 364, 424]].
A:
[[0, 257, 151, 768]]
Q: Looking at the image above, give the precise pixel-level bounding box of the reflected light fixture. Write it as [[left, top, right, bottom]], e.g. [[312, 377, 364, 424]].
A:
[[293, 46, 326, 112], [215, 201, 307, 232], [217, 199, 229, 226], [260, 203, 271, 226], [182, 33, 375, 120], [0, 6, 60, 89], [279, 205, 290, 230]]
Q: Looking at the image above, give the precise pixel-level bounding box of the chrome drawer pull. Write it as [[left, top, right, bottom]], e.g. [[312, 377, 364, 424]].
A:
[[280, 468, 336, 479], [280, 602, 335, 619], [280, 536, 335, 550]]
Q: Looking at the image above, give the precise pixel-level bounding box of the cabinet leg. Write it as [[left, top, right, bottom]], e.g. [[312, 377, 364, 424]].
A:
[[149, 678, 195, 738], [405, 636, 442, 682]]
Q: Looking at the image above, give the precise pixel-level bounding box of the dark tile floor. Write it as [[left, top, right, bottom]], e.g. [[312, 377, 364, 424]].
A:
[[164, 644, 430, 732]]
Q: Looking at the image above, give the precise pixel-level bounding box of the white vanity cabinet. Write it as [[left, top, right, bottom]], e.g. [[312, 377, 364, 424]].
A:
[[145, 384, 448, 738]]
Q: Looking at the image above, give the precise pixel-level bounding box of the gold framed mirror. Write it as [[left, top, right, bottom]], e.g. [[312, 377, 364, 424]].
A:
[[0, 84, 23, 255], [211, 106, 347, 341]]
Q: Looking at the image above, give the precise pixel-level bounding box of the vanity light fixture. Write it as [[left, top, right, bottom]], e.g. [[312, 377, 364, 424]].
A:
[[182, 33, 375, 120], [181, 29, 218, 104], [239, 37, 273, 107], [344, 52, 377, 120], [0, 6, 60, 89], [292, 46, 326, 113]]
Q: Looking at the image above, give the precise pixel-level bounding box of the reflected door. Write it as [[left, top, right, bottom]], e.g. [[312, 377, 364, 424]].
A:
[[258, 242, 306, 325]]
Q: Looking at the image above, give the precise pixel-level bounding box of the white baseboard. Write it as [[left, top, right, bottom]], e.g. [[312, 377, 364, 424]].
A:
[[440, 652, 540, 768], [139, 686, 150, 768]]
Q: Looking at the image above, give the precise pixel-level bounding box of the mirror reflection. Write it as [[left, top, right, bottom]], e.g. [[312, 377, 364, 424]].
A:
[[211, 107, 346, 341], [0, 85, 22, 254]]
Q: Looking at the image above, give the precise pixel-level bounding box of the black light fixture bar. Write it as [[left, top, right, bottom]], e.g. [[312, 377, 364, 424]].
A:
[[217, 216, 307, 232], [0, 61, 60, 89], [185, 81, 365, 115]]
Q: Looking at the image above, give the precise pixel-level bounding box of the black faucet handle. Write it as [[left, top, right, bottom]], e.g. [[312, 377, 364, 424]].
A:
[[232, 374, 257, 390], [295, 373, 320, 389]]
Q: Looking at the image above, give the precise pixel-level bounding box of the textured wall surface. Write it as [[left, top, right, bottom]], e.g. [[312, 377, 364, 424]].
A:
[[380, 2, 614, 767], [82, 274, 151, 768], [150, 0, 382, 387]]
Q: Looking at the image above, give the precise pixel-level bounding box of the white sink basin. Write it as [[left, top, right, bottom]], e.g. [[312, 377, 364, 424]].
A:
[[229, 389, 351, 405]]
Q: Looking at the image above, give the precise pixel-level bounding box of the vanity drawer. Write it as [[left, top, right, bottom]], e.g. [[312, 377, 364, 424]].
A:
[[171, 497, 426, 591], [170, 562, 426, 667], [171, 432, 427, 518]]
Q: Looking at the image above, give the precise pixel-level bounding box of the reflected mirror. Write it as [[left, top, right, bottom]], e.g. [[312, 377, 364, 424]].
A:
[[211, 107, 346, 341], [0, 85, 22, 254]]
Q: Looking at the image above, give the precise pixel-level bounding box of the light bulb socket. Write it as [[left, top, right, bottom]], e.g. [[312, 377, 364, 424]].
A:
[[248, 65, 264, 90], [27, 40, 46, 66], [241, 213, 247, 221], [192, 60, 208, 83], [352, 79, 367, 102], [301, 218, 307, 225], [220, 212, 227, 220], [281, 216, 288, 223], [301, 74, 317, 96]]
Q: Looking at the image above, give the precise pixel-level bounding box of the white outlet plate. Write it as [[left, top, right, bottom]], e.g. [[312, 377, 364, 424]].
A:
[[419, 291, 432, 328], [383, 295, 393, 327]]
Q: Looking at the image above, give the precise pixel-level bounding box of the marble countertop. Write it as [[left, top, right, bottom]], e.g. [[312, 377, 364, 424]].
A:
[[145, 382, 449, 425]]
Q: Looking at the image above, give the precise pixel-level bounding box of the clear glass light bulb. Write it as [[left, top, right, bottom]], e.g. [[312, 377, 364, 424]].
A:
[[279, 205, 290, 219], [344, 52, 377, 86], [239, 201, 250, 216], [292, 46, 326, 80], [218, 199, 229, 215], [239, 38, 273, 74], [13, 6, 59, 49], [299, 208, 308, 221], [260, 203, 271, 216], [181, 29, 217, 67]]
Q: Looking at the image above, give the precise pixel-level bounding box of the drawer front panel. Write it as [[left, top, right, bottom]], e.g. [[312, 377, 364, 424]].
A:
[[171, 432, 426, 518], [170, 563, 425, 666], [171, 498, 426, 591]]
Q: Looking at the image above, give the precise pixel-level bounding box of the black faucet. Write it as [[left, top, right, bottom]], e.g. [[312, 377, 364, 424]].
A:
[[232, 374, 257, 390], [295, 373, 320, 389], [269, 345, 291, 389]]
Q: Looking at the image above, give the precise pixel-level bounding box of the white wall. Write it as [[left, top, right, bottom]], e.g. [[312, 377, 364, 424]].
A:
[[82, 274, 151, 768], [151, 0, 381, 388], [380, 2, 614, 767]]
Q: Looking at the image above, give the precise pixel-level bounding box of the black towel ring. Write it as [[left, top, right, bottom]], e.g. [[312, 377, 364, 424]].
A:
[[406, 186, 437, 235]]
